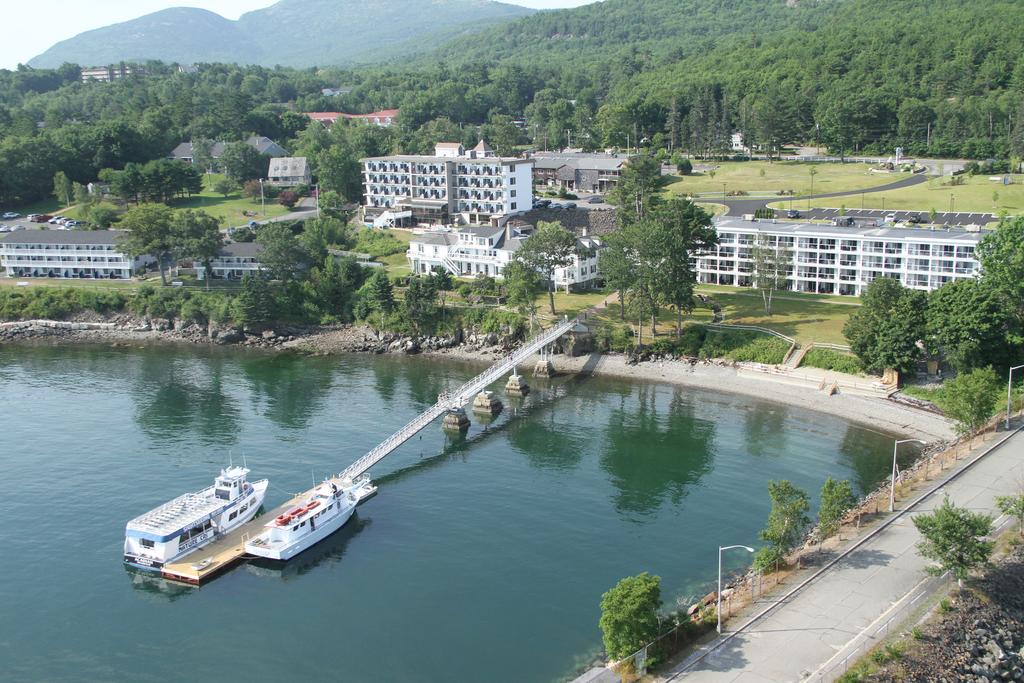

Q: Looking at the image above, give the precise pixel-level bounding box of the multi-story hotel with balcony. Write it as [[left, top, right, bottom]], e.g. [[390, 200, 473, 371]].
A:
[[698, 218, 983, 296], [0, 230, 150, 279], [361, 141, 533, 227]]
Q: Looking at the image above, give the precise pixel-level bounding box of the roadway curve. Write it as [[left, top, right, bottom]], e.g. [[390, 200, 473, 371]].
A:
[[708, 172, 930, 217]]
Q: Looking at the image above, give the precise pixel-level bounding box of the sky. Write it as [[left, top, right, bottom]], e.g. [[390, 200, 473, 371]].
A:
[[1, 0, 596, 70]]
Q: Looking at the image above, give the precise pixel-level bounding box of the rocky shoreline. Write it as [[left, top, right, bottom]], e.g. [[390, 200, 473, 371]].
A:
[[0, 314, 952, 441]]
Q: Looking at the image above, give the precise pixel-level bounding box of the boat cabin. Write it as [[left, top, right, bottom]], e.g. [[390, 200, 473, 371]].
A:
[[215, 467, 249, 501]]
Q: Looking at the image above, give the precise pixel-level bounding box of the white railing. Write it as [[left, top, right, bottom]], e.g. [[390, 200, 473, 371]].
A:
[[337, 317, 578, 481]]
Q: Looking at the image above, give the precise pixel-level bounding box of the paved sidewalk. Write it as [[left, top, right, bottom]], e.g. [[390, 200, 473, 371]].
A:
[[664, 429, 1024, 683]]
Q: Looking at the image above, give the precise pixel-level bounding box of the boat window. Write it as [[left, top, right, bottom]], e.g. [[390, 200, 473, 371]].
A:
[[300, 521, 306, 527], [140, 539, 154, 548], [216, 488, 230, 500], [229, 511, 238, 521], [328, 504, 333, 510], [240, 503, 248, 512], [292, 525, 298, 531]]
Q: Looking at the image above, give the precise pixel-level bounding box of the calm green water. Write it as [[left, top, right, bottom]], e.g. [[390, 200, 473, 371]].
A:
[[0, 345, 909, 683]]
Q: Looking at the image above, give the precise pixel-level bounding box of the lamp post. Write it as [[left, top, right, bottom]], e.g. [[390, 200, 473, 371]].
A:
[[718, 544, 755, 634], [890, 439, 926, 512], [1007, 365, 1024, 430], [259, 179, 266, 217]]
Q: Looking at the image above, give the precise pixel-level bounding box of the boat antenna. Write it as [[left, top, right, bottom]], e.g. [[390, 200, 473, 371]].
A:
[[229, 451, 233, 468], [242, 453, 248, 469]]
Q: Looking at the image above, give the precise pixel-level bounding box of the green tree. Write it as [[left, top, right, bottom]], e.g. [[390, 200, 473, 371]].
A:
[[118, 203, 176, 284], [676, 157, 692, 175], [72, 182, 91, 208], [598, 572, 662, 661], [192, 139, 216, 173], [172, 209, 223, 290], [299, 217, 353, 261], [651, 198, 717, 337], [754, 480, 811, 573], [52, 171, 72, 207], [88, 205, 119, 229], [503, 260, 542, 329], [514, 221, 578, 315], [402, 276, 438, 334], [212, 177, 238, 198], [305, 255, 363, 322], [941, 367, 1001, 435], [977, 216, 1024, 318], [843, 277, 926, 374], [818, 477, 857, 540], [362, 269, 395, 329], [751, 234, 792, 315], [912, 496, 993, 587], [233, 273, 277, 327], [609, 153, 662, 224], [926, 279, 1018, 372], [995, 493, 1024, 537], [256, 222, 310, 283], [221, 142, 268, 184]]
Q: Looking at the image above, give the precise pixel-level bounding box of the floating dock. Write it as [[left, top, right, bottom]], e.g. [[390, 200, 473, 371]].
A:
[[161, 480, 376, 585]]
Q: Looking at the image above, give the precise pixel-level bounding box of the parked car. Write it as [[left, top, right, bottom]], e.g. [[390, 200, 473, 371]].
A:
[[0, 224, 9, 232], [534, 199, 551, 208], [884, 212, 897, 222], [2, 211, 20, 219], [64, 220, 83, 228], [785, 209, 801, 218], [48, 215, 65, 224], [30, 214, 52, 223], [586, 196, 603, 204], [907, 213, 924, 224]]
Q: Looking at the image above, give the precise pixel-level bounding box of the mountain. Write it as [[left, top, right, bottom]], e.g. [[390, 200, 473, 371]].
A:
[[28, 0, 534, 69]]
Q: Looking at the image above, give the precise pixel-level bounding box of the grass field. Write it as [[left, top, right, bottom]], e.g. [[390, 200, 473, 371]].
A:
[[537, 285, 858, 345], [788, 173, 1024, 215], [168, 174, 291, 225], [666, 161, 910, 198]]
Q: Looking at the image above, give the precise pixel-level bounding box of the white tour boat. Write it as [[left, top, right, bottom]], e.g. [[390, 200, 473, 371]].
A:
[[124, 466, 268, 571], [245, 476, 376, 562]]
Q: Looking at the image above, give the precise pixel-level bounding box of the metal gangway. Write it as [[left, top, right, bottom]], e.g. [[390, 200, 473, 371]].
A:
[[337, 315, 580, 482]]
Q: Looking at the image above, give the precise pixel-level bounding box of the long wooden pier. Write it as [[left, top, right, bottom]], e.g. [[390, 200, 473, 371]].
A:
[[158, 317, 580, 585]]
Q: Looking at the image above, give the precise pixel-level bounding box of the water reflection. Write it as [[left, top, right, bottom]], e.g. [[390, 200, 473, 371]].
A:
[[238, 354, 334, 430], [600, 385, 716, 516], [743, 403, 788, 457], [839, 427, 921, 495], [125, 568, 197, 603], [246, 515, 371, 581], [132, 352, 241, 446]]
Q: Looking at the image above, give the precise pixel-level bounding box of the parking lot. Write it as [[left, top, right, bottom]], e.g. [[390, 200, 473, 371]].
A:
[[786, 207, 996, 227]]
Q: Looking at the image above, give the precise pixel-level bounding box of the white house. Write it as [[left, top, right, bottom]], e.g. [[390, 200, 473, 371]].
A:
[[698, 218, 983, 296], [406, 222, 602, 291], [0, 230, 150, 279], [195, 242, 263, 280], [361, 141, 534, 227]]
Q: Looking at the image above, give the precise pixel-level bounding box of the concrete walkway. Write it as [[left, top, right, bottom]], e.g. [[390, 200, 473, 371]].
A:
[[663, 428, 1024, 683]]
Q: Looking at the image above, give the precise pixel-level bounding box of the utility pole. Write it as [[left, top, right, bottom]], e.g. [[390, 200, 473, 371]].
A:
[[259, 178, 265, 217], [315, 183, 320, 219]]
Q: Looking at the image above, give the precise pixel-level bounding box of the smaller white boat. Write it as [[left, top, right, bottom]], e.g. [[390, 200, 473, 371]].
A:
[[124, 466, 268, 571], [245, 476, 376, 562]]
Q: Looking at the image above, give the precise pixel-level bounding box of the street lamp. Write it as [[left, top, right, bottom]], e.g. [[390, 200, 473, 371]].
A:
[[1007, 365, 1024, 430], [718, 544, 755, 634], [950, 194, 955, 213], [890, 439, 926, 512], [259, 178, 266, 217]]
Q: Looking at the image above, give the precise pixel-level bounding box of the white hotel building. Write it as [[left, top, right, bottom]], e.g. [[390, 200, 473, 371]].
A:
[[361, 141, 533, 227], [0, 230, 150, 279], [195, 242, 264, 280], [407, 223, 603, 291], [699, 218, 983, 296]]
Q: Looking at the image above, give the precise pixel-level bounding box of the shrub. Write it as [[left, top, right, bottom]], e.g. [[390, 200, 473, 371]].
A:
[[802, 348, 863, 374], [354, 229, 407, 258], [699, 329, 788, 364]]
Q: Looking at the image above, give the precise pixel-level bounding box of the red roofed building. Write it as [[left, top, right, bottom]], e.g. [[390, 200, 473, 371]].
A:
[[306, 109, 399, 129]]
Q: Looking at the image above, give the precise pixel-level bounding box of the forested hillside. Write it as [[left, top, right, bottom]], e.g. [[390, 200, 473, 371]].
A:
[[2, 0, 1023, 209]]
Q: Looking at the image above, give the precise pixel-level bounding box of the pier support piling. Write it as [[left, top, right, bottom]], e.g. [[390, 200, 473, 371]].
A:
[[441, 407, 471, 432], [505, 372, 530, 396], [533, 359, 556, 378], [472, 390, 503, 416]]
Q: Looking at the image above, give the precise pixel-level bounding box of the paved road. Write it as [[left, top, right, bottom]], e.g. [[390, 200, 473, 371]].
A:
[[665, 428, 1024, 683], [713, 174, 930, 218]]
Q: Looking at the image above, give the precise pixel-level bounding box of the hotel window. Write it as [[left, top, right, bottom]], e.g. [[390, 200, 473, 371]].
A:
[[511, 203, 517, 210]]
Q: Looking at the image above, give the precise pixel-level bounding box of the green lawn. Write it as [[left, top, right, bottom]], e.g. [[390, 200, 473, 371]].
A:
[[169, 174, 291, 226], [0, 276, 149, 289], [779, 173, 1024, 216], [666, 161, 910, 198]]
